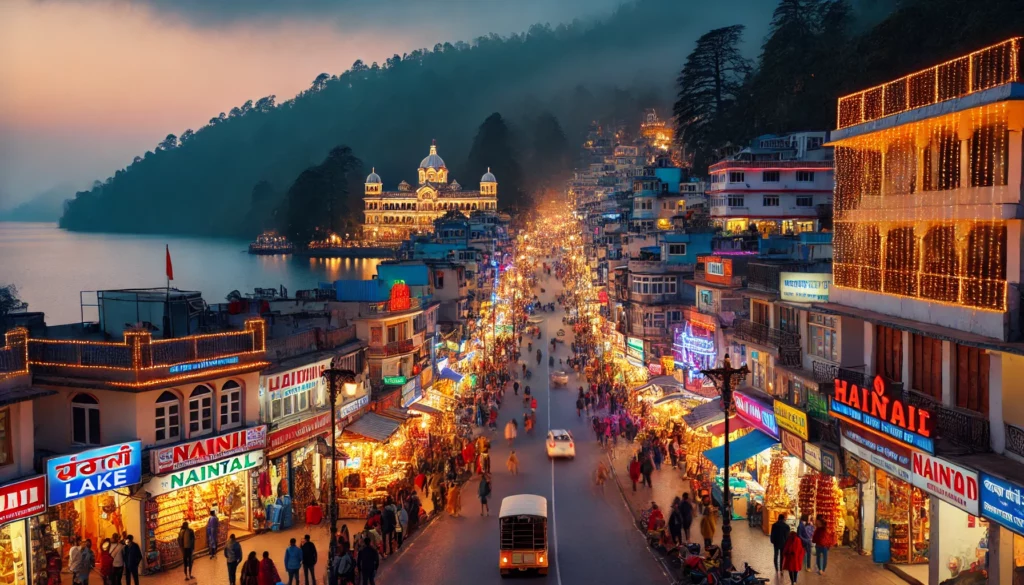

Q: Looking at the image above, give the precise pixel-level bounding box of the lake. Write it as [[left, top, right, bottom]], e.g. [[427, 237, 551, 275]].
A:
[[0, 222, 382, 325]]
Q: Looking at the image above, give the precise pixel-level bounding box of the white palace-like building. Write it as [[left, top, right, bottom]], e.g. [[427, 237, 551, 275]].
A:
[[362, 141, 498, 242]]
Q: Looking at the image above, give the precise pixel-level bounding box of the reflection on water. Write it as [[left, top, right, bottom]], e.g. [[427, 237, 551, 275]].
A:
[[0, 222, 382, 325]]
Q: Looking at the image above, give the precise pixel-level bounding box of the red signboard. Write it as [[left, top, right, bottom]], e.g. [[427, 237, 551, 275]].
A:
[[267, 413, 332, 454], [389, 282, 412, 312], [598, 290, 609, 303], [151, 426, 267, 474], [0, 475, 46, 525], [831, 375, 934, 453]]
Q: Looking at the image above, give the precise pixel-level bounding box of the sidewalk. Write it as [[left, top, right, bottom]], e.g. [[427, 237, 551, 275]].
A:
[[606, 441, 907, 585]]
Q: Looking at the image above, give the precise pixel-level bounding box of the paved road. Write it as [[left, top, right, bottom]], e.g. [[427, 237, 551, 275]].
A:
[[380, 263, 669, 584]]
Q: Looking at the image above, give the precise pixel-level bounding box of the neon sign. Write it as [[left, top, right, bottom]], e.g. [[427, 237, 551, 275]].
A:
[[830, 375, 934, 453], [169, 356, 240, 374], [388, 280, 411, 312]]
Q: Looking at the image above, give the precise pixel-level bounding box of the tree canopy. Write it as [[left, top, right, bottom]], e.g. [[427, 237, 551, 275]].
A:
[[279, 146, 363, 244], [464, 113, 523, 209]]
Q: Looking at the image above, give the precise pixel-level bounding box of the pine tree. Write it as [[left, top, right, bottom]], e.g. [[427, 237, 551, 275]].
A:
[[280, 146, 362, 244], [464, 113, 523, 210], [527, 112, 571, 200]]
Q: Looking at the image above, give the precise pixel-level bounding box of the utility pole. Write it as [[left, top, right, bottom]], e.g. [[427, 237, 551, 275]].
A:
[[320, 368, 357, 570]]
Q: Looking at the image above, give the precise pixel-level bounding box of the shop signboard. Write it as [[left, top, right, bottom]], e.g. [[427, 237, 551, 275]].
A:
[[781, 430, 804, 459], [699, 255, 733, 286], [338, 395, 369, 423], [263, 358, 333, 401], [911, 452, 979, 516], [144, 450, 264, 497], [420, 368, 433, 390], [804, 443, 822, 471], [774, 400, 809, 440], [807, 389, 829, 420], [980, 473, 1024, 533], [779, 272, 832, 303], [839, 425, 911, 483], [733, 391, 779, 438], [267, 413, 332, 454], [152, 425, 268, 475], [820, 448, 839, 476], [382, 376, 407, 386], [169, 356, 240, 375], [401, 379, 422, 408], [648, 362, 663, 376], [830, 375, 935, 453], [660, 356, 675, 375], [626, 337, 645, 366], [0, 475, 46, 525], [47, 441, 142, 506]]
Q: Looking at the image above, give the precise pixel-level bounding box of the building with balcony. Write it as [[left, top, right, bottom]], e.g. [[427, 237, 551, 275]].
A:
[[707, 132, 834, 235]]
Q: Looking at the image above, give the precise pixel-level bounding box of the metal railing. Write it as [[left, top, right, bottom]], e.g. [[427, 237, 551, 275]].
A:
[[708, 159, 835, 172], [837, 37, 1022, 129], [151, 331, 257, 366], [730, 319, 801, 351], [809, 416, 841, 444], [367, 338, 416, 357], [906, 389, 991, 453], [812, 361, 838, 387]]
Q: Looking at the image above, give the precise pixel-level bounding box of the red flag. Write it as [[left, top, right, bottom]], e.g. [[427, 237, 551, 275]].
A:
[[165, 245, 174, 281]]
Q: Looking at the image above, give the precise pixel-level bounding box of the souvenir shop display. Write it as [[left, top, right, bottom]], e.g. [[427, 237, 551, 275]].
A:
[[875, 469, 930, 564], [148, 475, 248, 567], [761, 450, 794, 534], [0, 522, 27, 585]]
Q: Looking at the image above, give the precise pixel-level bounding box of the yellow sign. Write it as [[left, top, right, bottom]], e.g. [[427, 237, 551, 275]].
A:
[[774, 400, 809, 440], [660, 356, 676, 375]]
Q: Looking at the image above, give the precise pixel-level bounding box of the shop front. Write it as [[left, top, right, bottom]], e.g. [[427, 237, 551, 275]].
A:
[[42, 442, 143, 579], [143, 428, 266, 572], [0, 475, 46, 585], [266, 412, 333, 523], [979, 471, 1024, 585]]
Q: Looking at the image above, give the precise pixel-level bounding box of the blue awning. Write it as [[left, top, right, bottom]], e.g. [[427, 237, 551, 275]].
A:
[[440, 368, 464, 383], [703, 430, 777, 468]]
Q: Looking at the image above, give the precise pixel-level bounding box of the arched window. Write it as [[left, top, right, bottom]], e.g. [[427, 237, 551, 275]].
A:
[[188, 385, 213, 436], [155, 391, 180, 443], [220, 381, 242, 430], [71, 394, 100, 446]]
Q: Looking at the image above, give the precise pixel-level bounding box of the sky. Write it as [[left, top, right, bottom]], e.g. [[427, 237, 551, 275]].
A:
[[0, 0, 628, 209]]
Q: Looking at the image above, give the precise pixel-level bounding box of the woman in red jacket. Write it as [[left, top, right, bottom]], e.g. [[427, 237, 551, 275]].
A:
[[98, 539, 113, 585], [781, 532, 805, 585], [628, 456, 641, 492], [257, 551, 280, 585]]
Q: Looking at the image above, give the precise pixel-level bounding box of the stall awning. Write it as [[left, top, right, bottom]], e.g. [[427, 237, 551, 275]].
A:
[[382, 407, 418, 421], [654, 392, 692, 406], [409, 402, 441, 415], [343, 413, 402, 443], [703, 430, 777, 468], [706, 415, 752, 437], [440, 368, 464, 383], [683, 399, 724, 429]]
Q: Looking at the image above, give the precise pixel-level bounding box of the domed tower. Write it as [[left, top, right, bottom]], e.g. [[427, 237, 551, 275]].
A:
[[480, 168, 497, 197], [365, 168, 382, 195], [418, 140, 448, 184]]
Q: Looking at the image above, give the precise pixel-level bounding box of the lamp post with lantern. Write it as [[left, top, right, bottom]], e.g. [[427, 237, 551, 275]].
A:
[[700, 354, 749, 571], [321, 368, 358, 570]]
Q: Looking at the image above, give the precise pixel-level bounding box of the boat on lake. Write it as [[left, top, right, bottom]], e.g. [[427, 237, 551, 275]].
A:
[[248, 231, 294, 255]]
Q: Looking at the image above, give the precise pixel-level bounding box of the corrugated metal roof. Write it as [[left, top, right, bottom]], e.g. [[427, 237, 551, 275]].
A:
[[343, 412, 401, 442], [377, 264, 430, 287], [334, 279, 389, 302]]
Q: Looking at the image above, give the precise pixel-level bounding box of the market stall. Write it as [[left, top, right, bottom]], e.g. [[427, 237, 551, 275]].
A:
[[336, 413, 409, 519]]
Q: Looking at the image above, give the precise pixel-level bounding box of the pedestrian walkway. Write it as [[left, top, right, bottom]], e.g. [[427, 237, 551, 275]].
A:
[[606, 441, 907, 585]]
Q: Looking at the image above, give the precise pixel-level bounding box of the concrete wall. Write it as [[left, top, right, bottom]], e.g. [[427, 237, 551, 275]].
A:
[[0, 401, 36, 482]]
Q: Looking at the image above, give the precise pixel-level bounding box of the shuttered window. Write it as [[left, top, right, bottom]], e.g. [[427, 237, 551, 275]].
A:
[[954, 344, 989, 415], [910, 334, 942, 400], [875, 325, 902, 382]]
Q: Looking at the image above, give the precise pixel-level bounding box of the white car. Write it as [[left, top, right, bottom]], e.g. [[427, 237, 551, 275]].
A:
[[550, 370, 569, 386], [546, 430, 575, 459]]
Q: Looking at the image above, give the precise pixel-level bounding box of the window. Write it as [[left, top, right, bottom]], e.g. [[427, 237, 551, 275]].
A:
[[220, 381, 242, 429], [807, 314, 839, 362], [728, 171, 745, 183], [875, 325, 903, 383], [807, 137, 823, 150], [155, 391, 180, 443], [955, 344, 989, 414], [434, 271, 444, 289], [763, 195, 780, 207], [71, 394, 101, 446], [668, 244, 687, 256], [796, 196, 813, 207], [0, 409, 11, 467], [796, 171, 815, 182], [752, 300, 770, 326], [188, 385, 213, 436], [762, 171, 780, 183], [727, 196, 745, 208], [668, 311, 682, 324], [779, 306, 798, 334], [911, 334, 942, 400]]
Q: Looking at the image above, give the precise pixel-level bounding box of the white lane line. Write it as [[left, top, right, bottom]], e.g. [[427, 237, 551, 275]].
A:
[[546, 281, 563, 585]]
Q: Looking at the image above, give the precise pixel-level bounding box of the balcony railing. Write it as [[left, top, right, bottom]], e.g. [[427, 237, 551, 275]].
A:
[[730, 319, 801, 355], [906, 389, 991, 453], [812, 361, 838, 388], [809, 416, 841, 444], [835, 366, 870, 389], [708, 159, 836, 173], [627, 260, 694, 274], [837, 37, 1022, 129], [367, 338, 416, 358], [0, 329, 29, 378], [265, 325, 357, 361]]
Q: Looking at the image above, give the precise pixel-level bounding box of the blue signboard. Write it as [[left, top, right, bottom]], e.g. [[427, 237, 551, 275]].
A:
[[829, 397, 935, 454], [980, 473, 1024, 533], [47, 441, 142, 506], [169, 356, 239, 374]]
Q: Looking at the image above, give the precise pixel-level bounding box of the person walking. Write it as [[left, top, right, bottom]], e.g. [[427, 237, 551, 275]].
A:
[[640, 455, 654, 488], [781, 532, 805, 585], [331, 544, 354, 585], [206, 509, 220, 559], [505, 419, 517, 447], [177, 522, 195, 580], [122, 536, 142, 585], [284, 538, 302, 585], [98, 539, 113, 585], [300, 535, 317, 585], [575, 395, 584, 418], [479, 473, 492, 516], [109, 534, 125, 585], [72, 540, 96, 585], [797, 514, 814, 570], [770, 512, 790, 573], [668, 501, 683, 545], [628, 456, 641, 492], [381, 499, 397, 556], [240, 552, 259, 585], [225, 534, 243, 585], [69, 537, 83, 585], [813, 515, 831, 575], [680, 493, 694, 542], [700, 507, 717, 551], [357, 541, 379, 585], [258, 551, 281, 585], [506, 450, 519, 475], [397, 504, 410, 545]]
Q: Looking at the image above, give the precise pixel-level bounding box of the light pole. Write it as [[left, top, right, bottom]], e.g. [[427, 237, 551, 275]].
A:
[[700, 354, 749, 571], [321, 368, 357, 570]]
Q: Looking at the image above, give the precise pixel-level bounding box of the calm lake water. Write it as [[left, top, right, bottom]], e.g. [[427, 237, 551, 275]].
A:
[[0, 222, 382, 325]]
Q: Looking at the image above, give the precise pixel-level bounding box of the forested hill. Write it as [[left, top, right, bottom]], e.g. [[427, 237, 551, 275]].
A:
[[59, 0, 775, 237]]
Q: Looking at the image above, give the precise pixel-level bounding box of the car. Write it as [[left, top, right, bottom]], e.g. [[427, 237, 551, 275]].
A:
[[546, 430, 575, 459], [550, 370, 569, 386]]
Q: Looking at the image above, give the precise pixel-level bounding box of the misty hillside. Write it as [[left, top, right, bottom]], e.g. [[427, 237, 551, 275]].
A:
[[59, 0, 774, 237]]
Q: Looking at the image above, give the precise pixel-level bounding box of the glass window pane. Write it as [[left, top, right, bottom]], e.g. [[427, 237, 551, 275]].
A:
[[73, 408, 86, 443], [88, 409, 100, 445]]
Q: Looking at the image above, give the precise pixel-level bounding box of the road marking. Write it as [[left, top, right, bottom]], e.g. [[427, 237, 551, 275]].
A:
[[545, 284, 563, 585]]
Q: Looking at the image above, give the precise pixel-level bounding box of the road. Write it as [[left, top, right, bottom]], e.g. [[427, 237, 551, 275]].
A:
[[380, 262, 669, 584]]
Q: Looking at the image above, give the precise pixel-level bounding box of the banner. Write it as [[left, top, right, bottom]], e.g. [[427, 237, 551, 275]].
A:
[[145, 451, 264, 497], [47, 442, 142, 506], [912, 452, 979, 516], [152, 426, 267, 475], [733, 392, 779, 438], [774, 400, 809, 440]]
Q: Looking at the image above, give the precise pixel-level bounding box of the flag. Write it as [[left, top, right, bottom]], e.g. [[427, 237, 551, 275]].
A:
[[165, 245, 174, 281]]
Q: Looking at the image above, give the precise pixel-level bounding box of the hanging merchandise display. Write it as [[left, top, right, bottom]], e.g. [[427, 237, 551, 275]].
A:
[[0, 475, 46, 585], [875, 467, 930, 564]]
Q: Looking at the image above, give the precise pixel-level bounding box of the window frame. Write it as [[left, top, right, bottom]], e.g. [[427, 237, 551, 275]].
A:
[[668, 244, 687, 256], [763, 195, 780, 207], [219, 381, 242, 430], [728, 171, 745, 184], [796, 196, 814, 207], [154, 390, 181, 445], [727, 195, 745, 208], [796, 171, 815, 183], [188, 385, 214, 437], [807, 319, 839, 363], [71, 393, 101, 446], [762, 171, 780, 183]]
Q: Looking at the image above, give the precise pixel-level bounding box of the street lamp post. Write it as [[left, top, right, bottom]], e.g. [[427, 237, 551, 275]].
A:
[[700, 354, 749, 571], [321, 368, 358, 571]]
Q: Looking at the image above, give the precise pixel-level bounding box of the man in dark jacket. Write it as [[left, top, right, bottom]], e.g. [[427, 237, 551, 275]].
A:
[[300, 534, 318, 585], [357, 541, 379, 585], [679, 493, 695, 542], [770, 512, 791, 573], [668, 500, 684, 545], [122, 535, 143, 585], [381, 500, 397, 556], [640, 456, 654, 488]]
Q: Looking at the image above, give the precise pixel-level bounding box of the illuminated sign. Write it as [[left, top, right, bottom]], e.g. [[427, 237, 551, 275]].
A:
[[267, 413, 331, 454], [47, 442, 142, 506], [338, 394, 369, 420], [388, 281, 412, 312], [0, 475, 46, 525], [263, 358, 332, 400], [648, 362, 663, 376], [383, 376, 407, 386], [152, 426, 267, 474], [840, 425, 911, 482], [780, 272, 832, 303], [169, 356, 240, 374], [830, 375, 934, 453], [626, 337, 644, 365], [774, 400, 809, 440], [145, 451, 264, 497], [804, 443, 821, 470], [781, 430, 803, 459], [912, 452, 979, 516], [699, 255, 733, 285], [981, 473, 1024, 532], [733, 392, 779, 438]]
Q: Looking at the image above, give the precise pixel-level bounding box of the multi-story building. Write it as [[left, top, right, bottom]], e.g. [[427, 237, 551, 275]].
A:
[[708, 132, 834, 235], [361, 141, 498, 242]]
